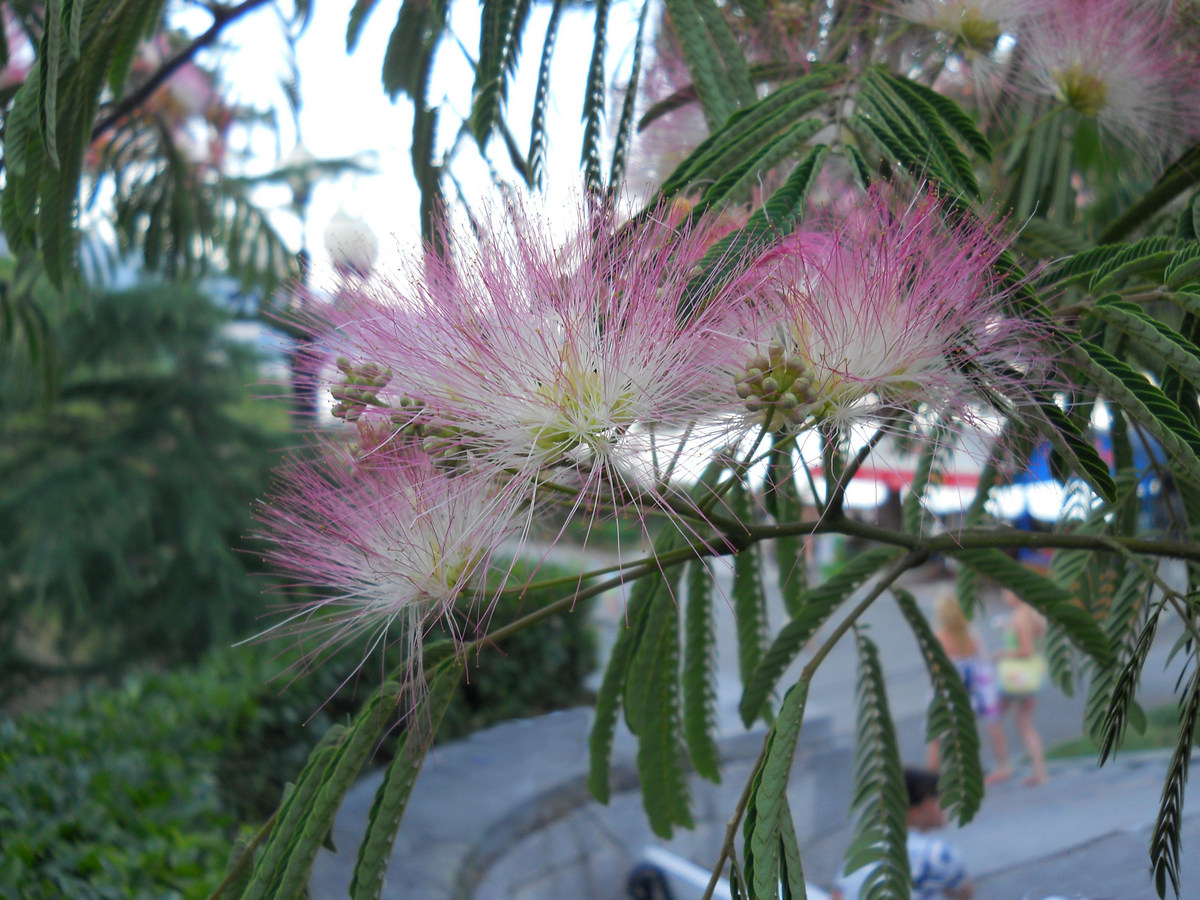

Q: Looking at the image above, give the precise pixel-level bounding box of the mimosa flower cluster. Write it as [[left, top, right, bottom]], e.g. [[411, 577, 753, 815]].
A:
[[260, 186, 1052, 684], [893, 0, 1200, 157]]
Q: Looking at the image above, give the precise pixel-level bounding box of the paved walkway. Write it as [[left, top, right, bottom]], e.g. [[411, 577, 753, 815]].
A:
[[310, 563, 1200, 899]]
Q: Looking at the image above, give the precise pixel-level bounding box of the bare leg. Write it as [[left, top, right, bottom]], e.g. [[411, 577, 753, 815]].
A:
[[984, 718, 1012, 783], [927, 738, 942, 772], [1016, 697, 1048, 785]]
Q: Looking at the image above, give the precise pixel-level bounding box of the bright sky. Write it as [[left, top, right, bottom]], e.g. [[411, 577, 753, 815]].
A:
[[185, 0, 646, 293]]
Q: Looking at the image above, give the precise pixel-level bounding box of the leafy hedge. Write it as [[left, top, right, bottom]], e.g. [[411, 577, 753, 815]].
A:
[[0, 564, 596, 900]]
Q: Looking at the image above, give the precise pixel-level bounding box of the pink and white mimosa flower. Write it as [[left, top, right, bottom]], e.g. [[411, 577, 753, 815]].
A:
[[1019, 0, 1200, 155], [324, 204, 753, 527], [895, 0, 1028, 53], [258, 442, 522, 682], [729, 186, 1051, 437]]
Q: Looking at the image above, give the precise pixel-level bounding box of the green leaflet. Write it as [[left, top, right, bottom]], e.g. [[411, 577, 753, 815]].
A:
[[661, 0, 752, 131], [767, 449, 807, 619], [4, 0, 191, 285], [678, 143, 830, 320], [730, 860, 747, 900], [692, 0, 756, 110], [1006, 108, 1061, 223], [625, 565, 693, 837], [634, 62, 827, 130], [608, 0, 650, 189], [729, 479, 771, 723], [469, 0, 530, 147], [741, 545, 903, 725], [350, 661, 462, 900], [346, 0, 382, 51], [1092, 295, 1200, 397], [1163, 309, 1200, 432], [1101, 139, 1200, 243], [1035, 242, 1131, 290], [1030, 396, 1117, 504], [1165, 244, 1200, 287], [894, 589, 983, 825], [1176, 193, 1200, 241], [777, 798, 807, 900], [852, 104, 929, 180], [882, 71, 991, 162], [265, 683, 405, 899], [744, 678, 809, 900], [953, 460, 1000, 615], [697, 117, 825, 214], [382, 0, 448, 101], [37, 0, 63, 170], [1089, 237, 1181, 294], [683, 559, 721, 782], [106, 0, 169, 99], [64, 0, 82, 60], [526, 0, 564, 190], [1099, 608, 1161, 765], [587, 564, 654, 804], [1084, 564, 1148, 747], [662, 0, 732, 130], [843, 142, 873, 188], [845, 630, 911, 900], [949, 547, 1113, 665], [901, 436, 939, 536], [659, 68, 838, 197], [580, 0, 611, 194], [1036, 237, 1180, 291], [1150, 661, 1200, 898], [1043, 621, 1079, 698], [242, 724, 349, 900], [221, 831, 258, 899], [1045, 525, 1110, 696], [1015, 217, 1090, 259], [1074, 340, 1200, 489], [861, 68, 980, 199]]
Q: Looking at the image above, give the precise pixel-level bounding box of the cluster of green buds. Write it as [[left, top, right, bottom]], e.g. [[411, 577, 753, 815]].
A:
[[955, 6, 1001, 53], [375, 396, 466, 463], [331, 357, 392, 422], [734, 341, 821, 428], [1053, 65, 1109, 117]]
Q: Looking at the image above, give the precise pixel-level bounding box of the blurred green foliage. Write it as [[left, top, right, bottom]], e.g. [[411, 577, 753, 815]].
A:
[[0, 279, 287, 696], [0, 560, 596, 900]]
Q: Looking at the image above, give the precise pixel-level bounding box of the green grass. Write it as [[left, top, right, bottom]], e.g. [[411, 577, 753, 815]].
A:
[[1047, 701, 1195, 760]]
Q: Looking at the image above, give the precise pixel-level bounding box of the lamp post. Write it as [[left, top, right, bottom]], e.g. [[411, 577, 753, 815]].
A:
[[323, 207, 378, 284], [283, 139, 319, 419]]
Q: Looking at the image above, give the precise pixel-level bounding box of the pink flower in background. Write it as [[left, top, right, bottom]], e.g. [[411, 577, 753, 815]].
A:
[[0, 9, 33, 90], [259, 443, 521, 681], [895, 0, 1028, 52], [322, 204, 751, 526], [729, 185, 1051, 435], [1019, 0, 1200, 155]]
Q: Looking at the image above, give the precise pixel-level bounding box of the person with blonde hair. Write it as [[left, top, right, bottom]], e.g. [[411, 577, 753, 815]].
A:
[[928, 592, 1012, 784], [996, 588, 1050, 786]]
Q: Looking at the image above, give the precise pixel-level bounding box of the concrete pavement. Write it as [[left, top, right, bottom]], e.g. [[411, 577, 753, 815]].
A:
[[310, 561, 1200, 899]]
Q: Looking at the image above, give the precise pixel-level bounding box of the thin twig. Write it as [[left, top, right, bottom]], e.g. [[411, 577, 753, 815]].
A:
[[699, 549, 928, 900], [826, 424, 887, 518], [91, 0, 275, 142], [206, 808, 278, 900]]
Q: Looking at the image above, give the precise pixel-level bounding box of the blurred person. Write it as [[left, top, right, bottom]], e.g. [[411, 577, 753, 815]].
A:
[[927, 592, 1013, 784], [995, 588, 1049, 786], [831, 767, 975, 900]]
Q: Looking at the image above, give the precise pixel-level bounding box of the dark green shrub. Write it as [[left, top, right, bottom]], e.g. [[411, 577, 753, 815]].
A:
[[0, 559, 596, 899], [0, 283, 288, 696], [0, 669, 237, 899]]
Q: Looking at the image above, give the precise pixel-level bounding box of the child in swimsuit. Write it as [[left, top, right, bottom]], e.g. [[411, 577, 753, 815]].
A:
[[928, 592, 1012, 784]]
